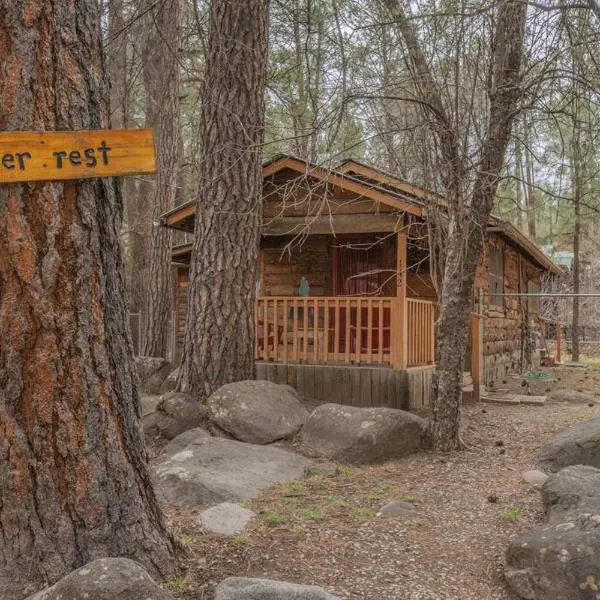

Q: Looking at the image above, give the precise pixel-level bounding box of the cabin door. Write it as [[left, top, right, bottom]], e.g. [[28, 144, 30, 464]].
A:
[[331, 239, 390, 356], [332, 240, 385, 296]]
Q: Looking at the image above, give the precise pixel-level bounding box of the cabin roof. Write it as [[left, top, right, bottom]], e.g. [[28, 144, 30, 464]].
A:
[[161, 154, 563, 275]]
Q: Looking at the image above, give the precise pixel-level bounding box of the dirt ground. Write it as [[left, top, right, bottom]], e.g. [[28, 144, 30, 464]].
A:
[[163, 362, 600, 600]]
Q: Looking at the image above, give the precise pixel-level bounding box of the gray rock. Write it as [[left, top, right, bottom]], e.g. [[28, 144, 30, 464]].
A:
[[300, 403, 425, 465], [144, 392, 211, 441], [537, 418, 600, 472], [304, 462, 339, 478], [152, 430, 312, 505], [521, 469, 549, 487], [207, 380, 309, 444], [135, 356, 176, 395], [505, 465, 600, 599], [26, 557, 171, 600], [199, 502, 255, 536], [378, 500, 417, 518], [215, 577, 339, 600], [549, 389, 595, 404], [161, 427, 212, 456]]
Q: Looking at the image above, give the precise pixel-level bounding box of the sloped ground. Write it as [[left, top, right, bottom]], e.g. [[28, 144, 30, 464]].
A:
[[163, 364, 600, 600]]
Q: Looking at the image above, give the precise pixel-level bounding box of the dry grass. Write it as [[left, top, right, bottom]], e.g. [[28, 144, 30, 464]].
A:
[[163, 365, 600, 600]]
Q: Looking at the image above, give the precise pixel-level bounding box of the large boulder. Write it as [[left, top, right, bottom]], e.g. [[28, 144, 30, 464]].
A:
[[300, 403, 425, 465], [215, 578, 339, 600], [135, 356, 176, 395], [505, 465, 600, 599], [537, 418, 600, 472], [152, 429, 311, 505], [207, 380, 309, 444], [26, 558, 171, 600], [144, 392, 211, 441]]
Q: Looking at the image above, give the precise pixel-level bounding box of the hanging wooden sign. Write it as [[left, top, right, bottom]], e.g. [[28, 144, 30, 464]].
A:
[[0, 129, 156, 184]]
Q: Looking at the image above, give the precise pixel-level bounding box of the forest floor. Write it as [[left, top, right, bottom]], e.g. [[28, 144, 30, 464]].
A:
[[163, 361, 600, 600]]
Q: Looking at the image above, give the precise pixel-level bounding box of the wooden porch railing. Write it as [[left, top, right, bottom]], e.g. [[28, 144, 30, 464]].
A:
[[255, 296, 436, 368], [407, 298, 436, 366]]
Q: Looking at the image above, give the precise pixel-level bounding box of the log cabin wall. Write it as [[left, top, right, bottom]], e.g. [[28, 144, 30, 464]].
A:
[[261, 236, 331, 296], [475, 234, 542, 384]]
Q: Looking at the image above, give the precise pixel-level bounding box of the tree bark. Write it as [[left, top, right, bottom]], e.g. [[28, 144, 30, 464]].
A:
[[571, 98, 582, 362], [384, 0, 527, 450], [177, 0, 270, 398], [0, 2, 177, 594], [142, 0, 182, 357]]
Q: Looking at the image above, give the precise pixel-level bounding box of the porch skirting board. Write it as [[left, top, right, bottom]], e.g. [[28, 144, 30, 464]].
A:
[[255, 362, 435, 412]]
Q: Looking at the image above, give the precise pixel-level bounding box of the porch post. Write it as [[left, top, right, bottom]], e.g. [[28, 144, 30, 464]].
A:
[[471, 313, 482, 402], [556, 321, 562, 363], [394, 231, 408, 369]]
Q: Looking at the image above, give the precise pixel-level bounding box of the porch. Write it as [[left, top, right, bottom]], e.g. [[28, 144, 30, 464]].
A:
[[254, 295, 436, 369]]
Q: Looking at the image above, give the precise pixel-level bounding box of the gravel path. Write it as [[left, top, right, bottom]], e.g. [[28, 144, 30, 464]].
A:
[[166, 365, 600, 600]]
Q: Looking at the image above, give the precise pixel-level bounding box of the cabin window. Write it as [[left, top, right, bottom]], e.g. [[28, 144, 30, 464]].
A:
[[528, 280, 540, 314], [488, 244, 504, 309]]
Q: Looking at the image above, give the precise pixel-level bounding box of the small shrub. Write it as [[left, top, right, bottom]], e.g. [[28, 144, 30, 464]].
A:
[[286, 479, 307, 495], [300, 508, 324, 521], [498, 507, 522, 521], [401, 494, 422, 504], [179, 535, 194, 546], [338, 465, 353, 477], [353, 507, 376, 519], [326, 496, 348, 508], [167, 575, 187, 590], [291, 525, 308, 534], [362, 492, 381, 502], [228, 533, 250, 547], [262, 511, 287, 526]]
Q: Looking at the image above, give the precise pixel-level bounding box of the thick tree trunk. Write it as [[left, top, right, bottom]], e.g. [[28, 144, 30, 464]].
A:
[[142, 0, 182, 357], [384, 0, 527, 450], [0, 2, 177, 595], [177, 0, 270, 398], [571, 129, 582, 362]]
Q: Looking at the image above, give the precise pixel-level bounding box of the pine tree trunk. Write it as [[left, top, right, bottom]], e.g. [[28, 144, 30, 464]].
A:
[[572, 120, 582, 362], [0, 2, 177, 594], [178, 0, 270, 398], [142, 0, 182, 357]]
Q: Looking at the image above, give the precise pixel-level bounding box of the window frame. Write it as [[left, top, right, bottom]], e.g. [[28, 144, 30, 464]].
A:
[[488, 244, 504, 311]]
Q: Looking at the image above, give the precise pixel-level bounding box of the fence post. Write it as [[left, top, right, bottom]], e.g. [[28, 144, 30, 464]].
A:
[[556, 322, 562, 363]]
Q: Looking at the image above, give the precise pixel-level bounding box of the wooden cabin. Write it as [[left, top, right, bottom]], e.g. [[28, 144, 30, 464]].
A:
[[162, 155, 563, 409]]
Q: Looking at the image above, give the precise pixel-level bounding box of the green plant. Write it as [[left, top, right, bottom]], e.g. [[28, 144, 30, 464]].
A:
[[262, 511, 287, 526], [286, 479, 307, 494], [326, 496, 348, 508], [401, 494, 422, 504], [362, 492, 381, 502], [167, 574, 187, 590], [291, 525, 308, 534], [300, 508, 324, 521], [382, 482, 398, 492], [338, 465, 353, 477], [228, 533, 250, 547], [179, 535, 194, 546], [353, 507, 376, 519], [498, 507, 522, 521]]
